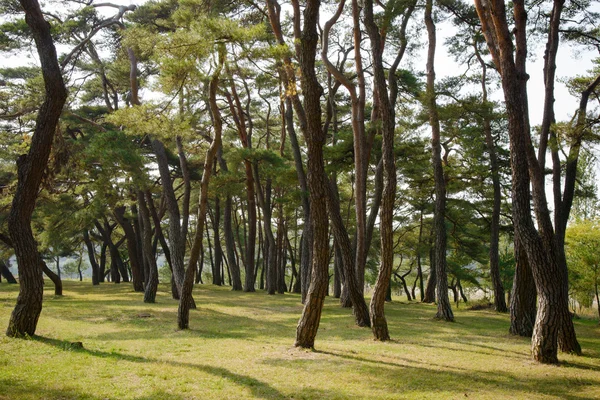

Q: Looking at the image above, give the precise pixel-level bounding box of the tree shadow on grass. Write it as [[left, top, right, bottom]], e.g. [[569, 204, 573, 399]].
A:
[[0, 379, 196, 400], [34, 336, 288, 400], [313, 348, 600, 400]]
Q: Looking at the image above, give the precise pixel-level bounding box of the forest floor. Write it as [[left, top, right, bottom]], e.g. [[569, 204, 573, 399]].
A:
[[0, 281, 599, 400]]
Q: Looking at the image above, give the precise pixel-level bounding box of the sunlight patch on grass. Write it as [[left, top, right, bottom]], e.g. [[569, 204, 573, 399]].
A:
[[0, 280, 599, 399]]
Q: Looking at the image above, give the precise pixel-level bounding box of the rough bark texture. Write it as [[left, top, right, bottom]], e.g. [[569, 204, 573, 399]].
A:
[[6, 0, 68, 337], [294, 0, 330, 349], [364, 0, 398, 339], [509, 237, 536, 336], [425, 0, 453, 322], [474, 0, 580, 363]]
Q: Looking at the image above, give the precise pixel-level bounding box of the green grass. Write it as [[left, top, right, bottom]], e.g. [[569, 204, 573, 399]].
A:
[[0, 281, 599, 399]]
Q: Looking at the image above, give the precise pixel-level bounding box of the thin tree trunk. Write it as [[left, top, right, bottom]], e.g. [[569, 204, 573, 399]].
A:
[[211, 196, 223, 286], [178, 54, 224, 329], [424, 0, 453, 322], [139, 190, 159, 303], [364, 0, 399, 339], [83, 230, 100, 285], [113, 205, 143, 291], [474, 41, 507, 313]]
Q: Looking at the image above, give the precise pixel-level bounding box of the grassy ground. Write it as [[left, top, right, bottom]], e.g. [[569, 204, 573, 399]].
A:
[[0, 281, 599, 400]]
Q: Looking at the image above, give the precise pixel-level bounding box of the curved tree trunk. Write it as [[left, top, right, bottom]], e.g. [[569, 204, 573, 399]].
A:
[[364, 0, 399, 339], [178, 53, 224, 329], [41, 260, 62, 296], [327, 177, 370, 327], [474, 0, 579, 363], [294, 0, 330, 349], [6, 0, 68, 337], [0, 261, 17, 284]]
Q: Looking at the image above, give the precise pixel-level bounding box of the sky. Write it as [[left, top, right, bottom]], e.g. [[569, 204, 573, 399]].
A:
[[2, 1, 597, 130]]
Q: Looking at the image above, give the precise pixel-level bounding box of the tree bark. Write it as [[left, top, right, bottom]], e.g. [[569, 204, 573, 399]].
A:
[[113, 205, 144, 291], [509, 236, 536, 337], [83, 230, 100, 285], [139, 191, 159, 303], [364, 0, 399, 339], [474, 0, 580, 362], [327, 177, 370, 327], [474, 40, 507, 313], [211, 196, 223, 286], [294, 0, 330, 349], [151, 139, 185, 298], [217, 147, 243, 291], [425, 0, 453, 322], [0, 261, 17, 284], [178, 52, 224, 329], [6, 0, 68, 337]]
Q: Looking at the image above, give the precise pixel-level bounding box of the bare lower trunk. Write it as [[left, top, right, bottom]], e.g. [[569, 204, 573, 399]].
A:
[[139, 191, 158, 303], [509, 237, 536, 336]]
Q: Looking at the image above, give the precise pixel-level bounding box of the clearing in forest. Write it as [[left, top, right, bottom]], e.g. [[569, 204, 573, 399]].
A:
[[0, 281, 599, 399]]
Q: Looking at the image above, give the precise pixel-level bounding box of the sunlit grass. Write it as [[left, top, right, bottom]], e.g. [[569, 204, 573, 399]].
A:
[[1, 280, 599, 399]]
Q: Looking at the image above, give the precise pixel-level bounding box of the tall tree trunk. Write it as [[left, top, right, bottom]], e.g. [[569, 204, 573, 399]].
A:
[[152, 139, 186, 298], [416, 210, 425, 302], [364, 0, 399, 339], [294, 0, 330, 349], [425, 0, 453, 322], [211, 197, 223, 286], [474, 0, 580, 363], [178, 53, 224, 329], [266, 0, 311, 302], [218, 148, 243, 291], [6, 0, 67, 337], [99, 242, 107, 282], [474, 41, 507, 313], [333, 242, 342, 298], [139, 191, 159, 303]]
